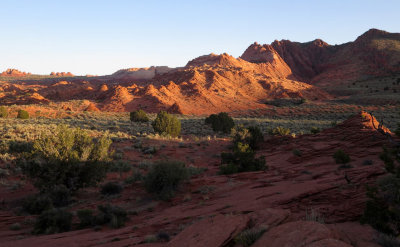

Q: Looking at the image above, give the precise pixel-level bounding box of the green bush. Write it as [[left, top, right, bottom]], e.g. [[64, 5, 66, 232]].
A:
[[269, 126, 291, 136], [17, 109, 29, 119], [231, 125, 264, 149], [144, 160, 189, 200], [333, 149, 350, 164], [219, 142, 266, 175], [23, 195, 53, 215], [101, 182, 123, 195], [130, 109, 149, 122], [95, 204, 127, 229], [18, 125, 112, 192], [152, 111, 181, 137], [205, 112, 234, 133], [33, 208, 72, 234], [77, 209, 95, 228], [0, 106, 8, 118]]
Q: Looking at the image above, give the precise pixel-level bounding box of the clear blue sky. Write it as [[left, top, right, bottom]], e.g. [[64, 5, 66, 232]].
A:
[[0, 0, 399, 75]]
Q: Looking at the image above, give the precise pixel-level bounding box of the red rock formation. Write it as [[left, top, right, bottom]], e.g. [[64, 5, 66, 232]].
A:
[[84, 102, 99, 112], [242, 28, 400, 84], [0, 69, 30, 77], [50, 72, 74, 77]]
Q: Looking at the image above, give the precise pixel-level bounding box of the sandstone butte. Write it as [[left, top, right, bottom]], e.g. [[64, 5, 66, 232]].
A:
[[0, 28, 398, 114], [0, 112, 397, 246]]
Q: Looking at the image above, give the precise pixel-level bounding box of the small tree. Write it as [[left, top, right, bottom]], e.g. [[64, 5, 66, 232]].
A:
[[152, 111, 181, 137], [205, 112, 234, 133], [0, 106, 8, 118], [130, 109, 149, 122], [19, 125, 112, 192], [17, 109, 29, 119]]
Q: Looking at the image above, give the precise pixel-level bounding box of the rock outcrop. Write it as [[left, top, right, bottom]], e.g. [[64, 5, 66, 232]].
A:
[[0, 69, 30, 77]]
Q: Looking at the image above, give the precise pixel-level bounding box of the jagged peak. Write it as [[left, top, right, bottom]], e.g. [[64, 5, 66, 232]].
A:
[[185, 53, 241, 67], [355, 28, 396, 42], [311, 39, 329, 47]]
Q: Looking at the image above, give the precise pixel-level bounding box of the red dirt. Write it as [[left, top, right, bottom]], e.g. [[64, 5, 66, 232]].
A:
[[0, 112, 396, 246]]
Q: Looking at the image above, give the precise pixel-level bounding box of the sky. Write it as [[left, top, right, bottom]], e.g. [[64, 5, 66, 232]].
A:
[[0, 0, 399, 76]]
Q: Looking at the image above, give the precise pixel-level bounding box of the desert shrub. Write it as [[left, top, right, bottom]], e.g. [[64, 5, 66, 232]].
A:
[[376, 233, 400, 247], [0, 106, 8, 118], [152, 111, 181, 137], [144, 235, 158, 243], [231, 125, 264, 149], [0, 168, 9, 178], [18, 125, 112, 192], [205, 112, 234, 133], [186, 165, 207, 177], [310, 127, 320, 134], [305, 208, 325, 224], [362, 174, 400, 235], [363, 159, 373, 166], [130, 109, 149, 122], [142, 146, 157, 154], [219, 142, 266, 175], [95, 204, 127, 229], [109, 160, 131, 178], [361, 145, 400, 236], [219, 163, 239, 175], [234, 227, 267, 247], [23, 194, 53, 215], [269, 126, 291, 136], [33, 208, 72, 234], [124, 169, 144, 184], [101, 182, 123, 195], [157, 231, 170, 242], [77, 209, 95, 228], [395, 124, 400, 137], [144, 160, 189, 200], [17, 109, 29, 119], [9, 223, 21, 231], [49, 185, 71, 207], [8, 140, 33, 153], [380, 147, 396, 173], [333, 149, 350, 164], [292, 149, 302, 157]]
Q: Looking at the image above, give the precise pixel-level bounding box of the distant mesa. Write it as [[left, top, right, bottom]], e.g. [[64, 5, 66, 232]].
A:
[[1, 69, 31, 77], [50, 72, 74, 77]]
